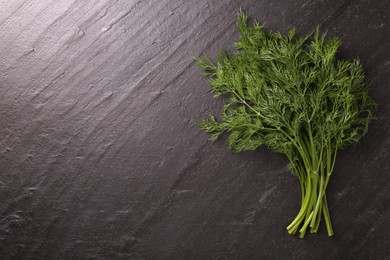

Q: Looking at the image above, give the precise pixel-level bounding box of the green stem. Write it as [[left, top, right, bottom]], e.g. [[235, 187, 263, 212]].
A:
[[299, 211, 313, 238], [311, 198, 322, 233], [287, 167, 311, 234], [231, 90, 261, 116], [322, 194, 334, 236], [310, 170, 324, 228], [307, 123, 318, 172]]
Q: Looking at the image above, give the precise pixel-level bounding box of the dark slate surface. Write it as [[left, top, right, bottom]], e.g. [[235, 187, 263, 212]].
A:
[[0, 0, 389, 259]]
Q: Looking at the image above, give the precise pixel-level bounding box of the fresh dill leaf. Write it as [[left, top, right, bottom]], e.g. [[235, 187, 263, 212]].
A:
[[196, 10, 377, 238]]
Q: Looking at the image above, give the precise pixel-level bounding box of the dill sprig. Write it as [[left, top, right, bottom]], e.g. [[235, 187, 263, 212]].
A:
[[196, 10, 376, 238]]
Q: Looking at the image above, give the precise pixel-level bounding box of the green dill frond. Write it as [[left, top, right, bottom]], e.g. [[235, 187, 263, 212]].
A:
[[197, 11, 376, 154]]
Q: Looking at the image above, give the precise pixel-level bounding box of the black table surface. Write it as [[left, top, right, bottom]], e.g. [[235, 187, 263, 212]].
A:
[[0, 0, 389, 259]]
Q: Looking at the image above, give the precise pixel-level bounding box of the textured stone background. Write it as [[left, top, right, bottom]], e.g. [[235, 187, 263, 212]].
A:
[[0, 0, 389, 259]]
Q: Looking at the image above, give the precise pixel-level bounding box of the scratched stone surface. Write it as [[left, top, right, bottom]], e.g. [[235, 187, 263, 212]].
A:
[[0, 0, 389, 259]]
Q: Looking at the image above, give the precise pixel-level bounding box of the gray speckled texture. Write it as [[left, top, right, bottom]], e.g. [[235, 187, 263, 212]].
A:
[[0, 0, 389, 259]]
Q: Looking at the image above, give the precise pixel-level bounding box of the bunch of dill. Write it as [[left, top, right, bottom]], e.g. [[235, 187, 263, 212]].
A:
[[196, 10, 376, 237]]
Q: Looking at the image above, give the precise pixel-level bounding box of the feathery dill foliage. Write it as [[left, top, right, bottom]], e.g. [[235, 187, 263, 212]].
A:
[[196, 11, 376, 238]]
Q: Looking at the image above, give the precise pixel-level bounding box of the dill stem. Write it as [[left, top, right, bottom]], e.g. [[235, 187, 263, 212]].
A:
[[322, 195, 334, 236], [287, 167, 312, 234]]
